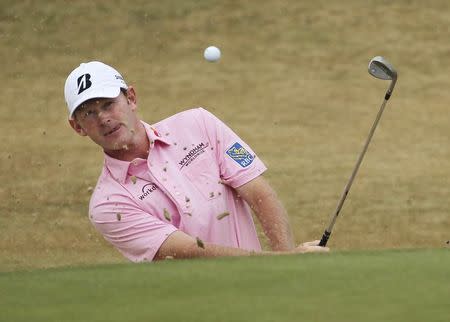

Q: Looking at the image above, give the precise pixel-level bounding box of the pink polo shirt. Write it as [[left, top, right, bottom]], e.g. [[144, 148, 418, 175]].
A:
[[89, 108, 267, 262]]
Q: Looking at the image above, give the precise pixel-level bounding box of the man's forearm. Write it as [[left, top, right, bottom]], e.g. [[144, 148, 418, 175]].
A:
[[252, 190, 295, 251], [162, 240, 254, 259], [236, 176, 295, 251], [155, 231, 260, 260]]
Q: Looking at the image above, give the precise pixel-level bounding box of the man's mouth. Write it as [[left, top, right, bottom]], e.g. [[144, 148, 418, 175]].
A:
[[104, 124, 121, 136]]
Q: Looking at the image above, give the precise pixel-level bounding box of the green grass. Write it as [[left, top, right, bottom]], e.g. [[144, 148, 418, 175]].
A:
[[1, 249, 449, 322]]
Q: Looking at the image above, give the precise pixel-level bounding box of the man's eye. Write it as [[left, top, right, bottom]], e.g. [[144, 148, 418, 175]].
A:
[[84, 110, 94, 117]]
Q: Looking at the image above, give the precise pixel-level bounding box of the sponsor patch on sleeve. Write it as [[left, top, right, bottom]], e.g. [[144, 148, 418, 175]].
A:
[[226, 142, 254, 167]]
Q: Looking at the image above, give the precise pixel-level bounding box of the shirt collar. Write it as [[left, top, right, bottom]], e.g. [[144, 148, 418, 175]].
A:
[[104, 121, 171, 184]]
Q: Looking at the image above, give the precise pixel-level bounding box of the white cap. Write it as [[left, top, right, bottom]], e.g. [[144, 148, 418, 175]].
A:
[[64, 61, 128, 118]]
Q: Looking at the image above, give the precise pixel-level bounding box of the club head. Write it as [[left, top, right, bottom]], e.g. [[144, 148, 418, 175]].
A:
[[368, 56, 398, 99], [368, 56, 397, 81]]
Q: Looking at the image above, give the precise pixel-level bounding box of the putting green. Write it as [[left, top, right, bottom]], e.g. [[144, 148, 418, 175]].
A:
[[1, 249, 448, 322]]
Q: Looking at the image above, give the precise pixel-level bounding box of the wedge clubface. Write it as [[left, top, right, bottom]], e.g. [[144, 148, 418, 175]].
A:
[[318, 56, 398, 247]]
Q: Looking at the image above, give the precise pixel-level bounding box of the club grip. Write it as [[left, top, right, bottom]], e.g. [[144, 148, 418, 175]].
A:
[[318, 230, 331, 247]]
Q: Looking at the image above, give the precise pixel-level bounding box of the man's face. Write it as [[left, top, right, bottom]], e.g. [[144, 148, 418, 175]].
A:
[[69, 87, 139, 153]]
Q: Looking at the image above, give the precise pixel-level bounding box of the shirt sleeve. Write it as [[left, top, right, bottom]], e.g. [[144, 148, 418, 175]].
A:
[[196, 107, 267, 188], [89, 192, 177, 262]]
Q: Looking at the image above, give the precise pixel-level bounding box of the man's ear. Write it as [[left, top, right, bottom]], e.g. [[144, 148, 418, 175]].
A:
[[126, 86, 137, 111], [69, 118, 88, 136]]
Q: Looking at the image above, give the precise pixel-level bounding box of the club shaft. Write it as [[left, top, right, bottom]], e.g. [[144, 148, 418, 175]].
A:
[[319, 97, 389, 247]]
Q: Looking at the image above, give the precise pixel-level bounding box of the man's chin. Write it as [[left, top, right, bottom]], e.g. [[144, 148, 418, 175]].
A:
[[98, 138, 129, 152], [111, 141, 130, 151]]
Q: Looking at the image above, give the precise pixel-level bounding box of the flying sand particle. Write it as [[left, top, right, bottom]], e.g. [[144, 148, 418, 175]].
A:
[[217, 212, 230, 220], [196, 237, 205, 249], [116, 213, 122, 221], [163, 208, 171, 221]]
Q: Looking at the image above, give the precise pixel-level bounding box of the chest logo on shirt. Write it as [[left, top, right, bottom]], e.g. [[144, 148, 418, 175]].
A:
[[226, 142, 254, 167], [179, 142, 209, 169], [138, 183, 157, 200]]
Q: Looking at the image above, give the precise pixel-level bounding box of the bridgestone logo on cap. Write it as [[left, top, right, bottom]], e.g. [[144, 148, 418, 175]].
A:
[[77, 74, 92, 94]]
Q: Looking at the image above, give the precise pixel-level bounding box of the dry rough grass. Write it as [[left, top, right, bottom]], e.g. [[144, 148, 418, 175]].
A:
[[1, 0, 449, 271]]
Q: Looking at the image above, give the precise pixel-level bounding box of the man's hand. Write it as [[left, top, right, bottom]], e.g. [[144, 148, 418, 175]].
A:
[[294, 240, 329, 253]]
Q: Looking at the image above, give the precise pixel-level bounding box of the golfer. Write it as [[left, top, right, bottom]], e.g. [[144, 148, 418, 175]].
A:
[[64, 61, 328, 262]]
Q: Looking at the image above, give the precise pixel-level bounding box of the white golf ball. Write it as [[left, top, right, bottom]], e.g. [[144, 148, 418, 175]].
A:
[[204, 46, 221, 62]]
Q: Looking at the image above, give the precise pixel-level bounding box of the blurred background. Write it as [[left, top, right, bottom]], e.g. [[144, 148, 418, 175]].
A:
[[1, 0, 449, 272]]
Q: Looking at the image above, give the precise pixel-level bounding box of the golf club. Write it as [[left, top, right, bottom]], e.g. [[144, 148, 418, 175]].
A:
[[318, 56, 398, 247]]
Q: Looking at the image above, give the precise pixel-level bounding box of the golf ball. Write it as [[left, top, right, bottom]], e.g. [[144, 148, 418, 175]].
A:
[[204, 46, 221, 62]]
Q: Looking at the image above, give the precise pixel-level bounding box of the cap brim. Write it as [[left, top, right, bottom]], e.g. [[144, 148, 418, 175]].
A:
[[69, 86, 122, 118]]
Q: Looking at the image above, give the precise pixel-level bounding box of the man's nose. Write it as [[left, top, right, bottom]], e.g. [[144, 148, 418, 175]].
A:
[[98, 110, 111, 125]]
